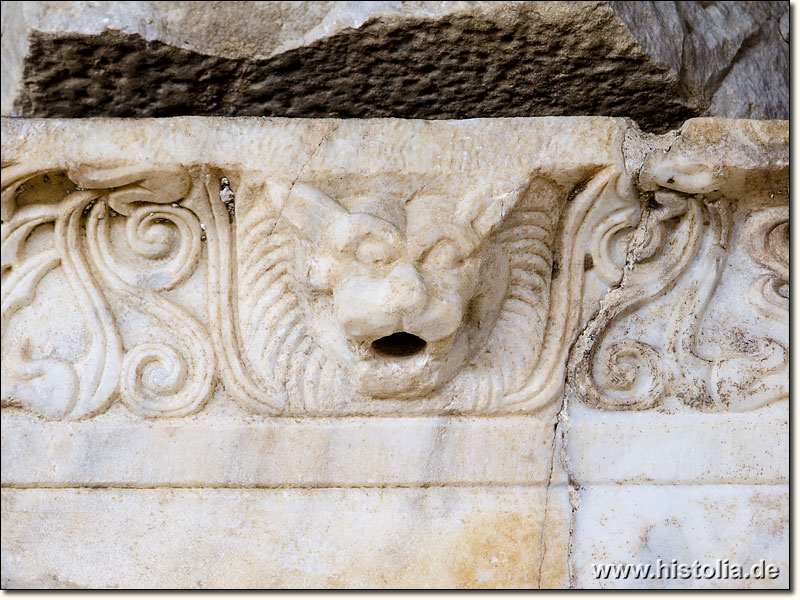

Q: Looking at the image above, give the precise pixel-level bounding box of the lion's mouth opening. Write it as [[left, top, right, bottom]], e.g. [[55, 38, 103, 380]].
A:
[[371, 332, 427, 357]]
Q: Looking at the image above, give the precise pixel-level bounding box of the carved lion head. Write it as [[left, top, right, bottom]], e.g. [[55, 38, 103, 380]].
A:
[[236, 173, 562, 413]]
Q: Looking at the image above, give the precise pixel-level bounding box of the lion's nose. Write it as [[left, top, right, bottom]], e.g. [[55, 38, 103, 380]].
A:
[[334, 265, 431, 344], [383, 263, 427, 316]]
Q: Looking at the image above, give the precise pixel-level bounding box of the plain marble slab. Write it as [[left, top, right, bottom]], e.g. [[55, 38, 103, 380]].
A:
[[571, 484, 788, 589], [1, 486, 570, 589]]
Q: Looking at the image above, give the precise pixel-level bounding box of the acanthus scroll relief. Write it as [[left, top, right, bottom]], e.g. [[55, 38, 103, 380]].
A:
[[746, 205, 789, 323], [1, 136, 788, 420], [2, 165, 215, 419], [569, 157, 789, 412]]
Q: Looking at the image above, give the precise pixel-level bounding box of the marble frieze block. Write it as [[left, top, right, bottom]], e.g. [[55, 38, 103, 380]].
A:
[[0, 117, 788, 589]]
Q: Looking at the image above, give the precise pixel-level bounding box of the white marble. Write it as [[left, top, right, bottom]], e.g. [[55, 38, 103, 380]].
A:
[[565, 402, 788, 485], [0, 116, 788, 588], [1, 486, 571, 589], [1, 410, 564, 487], [571, 485, 788, 589]]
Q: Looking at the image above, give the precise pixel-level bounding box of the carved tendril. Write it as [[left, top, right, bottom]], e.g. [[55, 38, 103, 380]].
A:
[[571, 187, 788, 412], [1, 165, 214, 419]]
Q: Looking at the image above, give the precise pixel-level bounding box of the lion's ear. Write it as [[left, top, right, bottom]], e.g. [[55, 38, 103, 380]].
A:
[[280, 183, 347, 243], [456, 184, 527, 239]]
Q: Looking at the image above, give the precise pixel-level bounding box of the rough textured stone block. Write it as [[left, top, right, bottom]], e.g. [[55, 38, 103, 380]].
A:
[[1, 2, 788, 128], [0, 116, 788, 588]]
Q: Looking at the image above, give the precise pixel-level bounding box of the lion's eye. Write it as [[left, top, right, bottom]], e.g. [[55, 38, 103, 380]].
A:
[[422, 240, 462, 269], [356, 238, 392, 265]]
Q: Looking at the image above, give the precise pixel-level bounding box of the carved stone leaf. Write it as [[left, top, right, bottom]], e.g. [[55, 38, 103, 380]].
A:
[[1, 164, 213, 419], [745, 206, 789, 322], [0, 117, 787, 419], [570, 149, 789, 413]]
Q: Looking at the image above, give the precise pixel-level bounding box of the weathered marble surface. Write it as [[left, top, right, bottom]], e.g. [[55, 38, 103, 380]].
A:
[[1, 2, 788, 128], [0, 117, 788, 588]]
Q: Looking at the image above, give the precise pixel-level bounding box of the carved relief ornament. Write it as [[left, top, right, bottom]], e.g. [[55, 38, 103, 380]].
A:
[[1, 119, 788, 419], [569, 136, 789, 412], [1, 171, 634, 418]]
